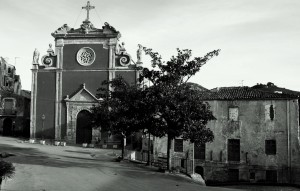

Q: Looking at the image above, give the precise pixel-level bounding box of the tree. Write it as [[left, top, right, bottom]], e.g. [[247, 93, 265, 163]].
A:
[[91, 77, 144, 159], [0, 160, 15, 190], [91, 47, 220, 170], [139, 48, 220, 170]]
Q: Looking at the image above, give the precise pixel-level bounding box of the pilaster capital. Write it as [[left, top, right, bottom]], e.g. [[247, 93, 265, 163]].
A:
[[56, 39, 64, 47]]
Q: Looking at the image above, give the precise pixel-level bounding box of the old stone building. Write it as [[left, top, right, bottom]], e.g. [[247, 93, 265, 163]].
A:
[[153, 86, 300, 184], [30, 2, 139, 145], [0, 57, 22, 94], [0, 57, 30, 137]]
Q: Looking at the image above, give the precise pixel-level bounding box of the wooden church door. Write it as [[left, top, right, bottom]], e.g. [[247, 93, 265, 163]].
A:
[[76, 110, 92, 144]]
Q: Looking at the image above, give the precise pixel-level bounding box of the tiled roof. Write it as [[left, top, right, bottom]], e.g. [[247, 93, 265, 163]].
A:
[[252, 83, 300, 97], [198, 86, 299, 100], [21, 90, 31, 99]]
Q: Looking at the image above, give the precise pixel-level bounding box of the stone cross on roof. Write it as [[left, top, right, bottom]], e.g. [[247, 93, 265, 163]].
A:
[[82, 1, 95, 22]]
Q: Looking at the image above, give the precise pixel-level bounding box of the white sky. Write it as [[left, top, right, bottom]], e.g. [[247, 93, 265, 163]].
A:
[[0, 0, 299, 91]]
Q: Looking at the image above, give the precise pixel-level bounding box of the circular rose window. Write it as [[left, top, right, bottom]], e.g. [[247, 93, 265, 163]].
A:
[[76, 47, 96, 66]]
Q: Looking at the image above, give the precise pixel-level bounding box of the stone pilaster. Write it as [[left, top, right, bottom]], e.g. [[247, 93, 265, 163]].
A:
[[108, 42, 116, 90], [55, 42, 64, 140], [30, 65, 38, 138]]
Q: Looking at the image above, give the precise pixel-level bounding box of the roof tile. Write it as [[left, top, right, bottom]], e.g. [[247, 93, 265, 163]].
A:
[[199, 86, 299, 100]]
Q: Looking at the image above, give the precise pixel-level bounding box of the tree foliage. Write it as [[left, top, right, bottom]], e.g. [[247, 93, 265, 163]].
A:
[[91, 77, 142, 138], [91, 47, 220, 167], [139, 48, 220, 146]]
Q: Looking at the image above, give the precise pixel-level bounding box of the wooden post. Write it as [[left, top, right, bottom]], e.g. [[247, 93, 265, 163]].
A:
[[147, 132, 151, 166], [167, 135, 171, 171]]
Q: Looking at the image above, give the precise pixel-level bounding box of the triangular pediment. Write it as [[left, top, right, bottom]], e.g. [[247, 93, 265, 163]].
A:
[[65, 84, 99, 103]]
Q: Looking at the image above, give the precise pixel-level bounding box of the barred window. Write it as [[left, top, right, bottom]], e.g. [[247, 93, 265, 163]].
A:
[[174, 139, 183, 152], [194, 144, 205, 160]]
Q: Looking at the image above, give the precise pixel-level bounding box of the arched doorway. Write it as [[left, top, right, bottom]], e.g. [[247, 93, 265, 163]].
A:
[[195, 166, 204, 177], [3, 118, 13, 136], [76, 110, 92, 144]]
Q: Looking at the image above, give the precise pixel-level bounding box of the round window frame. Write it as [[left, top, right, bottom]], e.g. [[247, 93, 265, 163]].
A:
[[76, 47, 96, 66]]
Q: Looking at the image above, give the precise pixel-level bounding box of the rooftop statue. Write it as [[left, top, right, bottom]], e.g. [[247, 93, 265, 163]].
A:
[[32, 48, 40, 65], [137, 44, 143, 64]]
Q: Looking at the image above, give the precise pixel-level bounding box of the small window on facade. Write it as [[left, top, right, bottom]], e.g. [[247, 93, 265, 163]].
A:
[[8, 68, 11, 73], [265, 140, 276, 155], [269, 105, 274, 121], [265, 104, 275, 121], [266, 170, 277, 183], [194, 144, 205, 160], [174, 139, 183, 152], [228, 139, 240, 161], [229, 107, 238, 121]]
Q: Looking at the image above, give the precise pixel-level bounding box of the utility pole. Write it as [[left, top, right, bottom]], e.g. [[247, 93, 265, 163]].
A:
[[14, 57, 20, 67]]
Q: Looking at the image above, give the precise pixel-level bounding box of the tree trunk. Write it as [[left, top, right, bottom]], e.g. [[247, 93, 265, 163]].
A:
[[167, 134, 172, 171], [121, 137, 125, 159], [146, 132, 151, 166]]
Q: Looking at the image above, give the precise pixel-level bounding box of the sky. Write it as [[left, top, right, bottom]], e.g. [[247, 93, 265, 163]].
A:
[[0, 0, 299, 91]]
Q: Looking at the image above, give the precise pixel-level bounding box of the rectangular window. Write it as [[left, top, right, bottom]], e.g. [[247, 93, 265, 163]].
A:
[[194, 144, 205, 160], [265, 104, 276, 121], [250, 172, 255, 180], [228, 139, 240, 161], [266, 170, 277, 182], [174, 139, 183, 152], [265, 140, 276, 155], [181, 159, 185, 168], [228, 169, 239, 182], [229, 107, 239, 121]]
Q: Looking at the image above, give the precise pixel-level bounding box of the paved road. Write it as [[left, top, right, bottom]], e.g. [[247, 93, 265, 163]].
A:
[[0, 137, 241, 191]]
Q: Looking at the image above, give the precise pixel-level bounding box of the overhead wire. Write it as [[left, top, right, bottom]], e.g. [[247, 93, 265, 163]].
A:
[[73, 9, 83, 28], [94, 8, 104, 25]]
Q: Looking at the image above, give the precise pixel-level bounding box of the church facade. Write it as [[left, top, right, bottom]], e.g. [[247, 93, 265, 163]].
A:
[[31, 4, 139, 144]]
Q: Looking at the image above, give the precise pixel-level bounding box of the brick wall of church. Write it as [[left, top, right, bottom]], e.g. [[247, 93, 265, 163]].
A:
[[36, 72, 56, 139], [115, 71, 137, 85], [60, 71, 108, 139], [63, 44, 109, 70], [61, 71, 108, 96]]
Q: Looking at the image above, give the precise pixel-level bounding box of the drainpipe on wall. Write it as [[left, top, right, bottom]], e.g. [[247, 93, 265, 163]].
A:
[[287, 100, 291, 183]]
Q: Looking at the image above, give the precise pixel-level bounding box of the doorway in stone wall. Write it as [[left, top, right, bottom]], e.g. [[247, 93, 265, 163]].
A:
[[76, 110, 92, 144], [3, 118, 13, 136], [195, 166, 204, 177]]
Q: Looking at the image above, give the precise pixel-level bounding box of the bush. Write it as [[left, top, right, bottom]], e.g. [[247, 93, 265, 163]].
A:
[[0, 160, 15, 181]]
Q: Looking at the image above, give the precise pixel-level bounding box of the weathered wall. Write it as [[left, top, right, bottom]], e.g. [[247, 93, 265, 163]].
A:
[[289, 100, 300, 184], [153, 99, 300, 184], [195, 99, 300, 183]]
